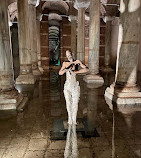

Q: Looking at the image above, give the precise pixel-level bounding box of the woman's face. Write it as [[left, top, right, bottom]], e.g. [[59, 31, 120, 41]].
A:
[[66, 51, 73, 61]]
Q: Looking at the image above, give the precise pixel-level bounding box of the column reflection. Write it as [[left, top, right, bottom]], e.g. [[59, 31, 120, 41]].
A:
[[105, 97, 141, 158], [64, 125, 78, 158], [86, 88, 97, 134]]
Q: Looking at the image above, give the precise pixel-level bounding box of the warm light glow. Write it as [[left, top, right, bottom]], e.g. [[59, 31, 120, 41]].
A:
[[115, 24, 123, 82], [128, 0, 141, 12], [120, 0, 125, 13]]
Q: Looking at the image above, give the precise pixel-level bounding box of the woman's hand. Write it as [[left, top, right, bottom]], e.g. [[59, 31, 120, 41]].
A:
[[72, 70, 78, 74]]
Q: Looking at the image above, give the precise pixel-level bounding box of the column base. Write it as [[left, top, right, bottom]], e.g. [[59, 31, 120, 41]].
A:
[[105, 96, 141, 114], [100, 66, 114, 72], [83, 74, 104, 88], [0, 89, 27, 110], [105, 83, 141, 105], [16, 74, 35, 84]]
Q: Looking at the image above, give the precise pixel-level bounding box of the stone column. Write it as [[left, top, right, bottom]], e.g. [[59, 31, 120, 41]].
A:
[[74, 0, 90, 63], [0, 0, 23, 110], [11, 24, 20, 79], [102, 16, 114, 72], [83, 0, 104, 88], [105, 0, 141, 105], [69, 15, 77, 60], [36, 6, 43, 73], [48, 13, 62, 66], [111, 17, 120, 68], [28, 2, 41, 75], [77, 8, 85, 63], [16, 0, 35, 84]]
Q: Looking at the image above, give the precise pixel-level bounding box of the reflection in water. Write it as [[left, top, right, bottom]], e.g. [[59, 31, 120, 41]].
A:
[[112, 111, 115, 158], [106, 95, 141, 158], [50, 71, 61, 101], [0, 110, 17, 120], [87, 88, 97, 132], [64, 125, 78, 158], [123, 112, 135, 130]]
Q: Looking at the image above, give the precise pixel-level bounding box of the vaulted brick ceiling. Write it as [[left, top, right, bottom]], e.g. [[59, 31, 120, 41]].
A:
[[41, 0, 120, 16], [8, 0, 120, 22]]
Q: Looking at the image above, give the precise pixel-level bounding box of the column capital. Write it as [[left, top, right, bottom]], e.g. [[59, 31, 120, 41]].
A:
[[28, 0, 40, 7], [68, 15, 77, 22], [74, 0, 90, 10]]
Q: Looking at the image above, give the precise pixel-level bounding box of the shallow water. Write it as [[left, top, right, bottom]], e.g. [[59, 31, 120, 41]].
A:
[[0, 71, 141, 158]]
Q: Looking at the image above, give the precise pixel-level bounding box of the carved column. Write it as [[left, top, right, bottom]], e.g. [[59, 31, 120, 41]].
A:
[[0, 0, 23, 110], [83, 0, 104, 88], [69, 15, 77, 60], [105, 0, 141, 105], [28, 1, 41, 75], [16, 0, 35, 84], [48, 13, 62, 66]]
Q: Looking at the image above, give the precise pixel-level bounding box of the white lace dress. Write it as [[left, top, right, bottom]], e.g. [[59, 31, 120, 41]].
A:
[[63, 70, 80, 124]]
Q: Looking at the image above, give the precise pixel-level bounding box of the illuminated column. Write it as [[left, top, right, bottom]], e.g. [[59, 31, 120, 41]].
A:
[[105, 0, 141, 105], [69, 15, 77, 60], [16, 0, 35, 84], [0, 0, 23, 110], [28, 1, 41, 75], [74, 0, 90, 63], [83, 0, 104, 88]]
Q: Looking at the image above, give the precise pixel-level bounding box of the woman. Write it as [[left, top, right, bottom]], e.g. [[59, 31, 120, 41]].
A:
[[59, 50, 89, 124]]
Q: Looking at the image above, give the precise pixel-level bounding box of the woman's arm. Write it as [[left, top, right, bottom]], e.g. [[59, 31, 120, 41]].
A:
[[74, 60, 89, 74], [59, 62, 67, 75]]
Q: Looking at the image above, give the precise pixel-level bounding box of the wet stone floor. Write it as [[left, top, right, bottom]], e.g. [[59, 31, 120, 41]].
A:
[[0, 71, 141, 158]]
